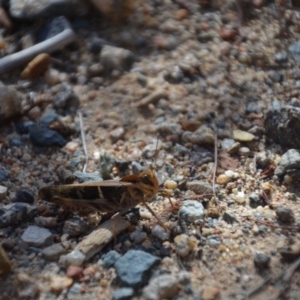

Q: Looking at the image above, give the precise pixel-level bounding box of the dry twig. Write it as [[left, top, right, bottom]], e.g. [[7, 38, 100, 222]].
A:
[[75, 214, 130, 261], [78, 111, 89, 173], [0, 20, 76, 75]]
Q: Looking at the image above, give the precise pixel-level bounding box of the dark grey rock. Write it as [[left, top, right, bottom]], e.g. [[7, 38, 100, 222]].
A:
[[0, 170, 8, 181], [207, 236, 221, 247], [131, 161, 145, 174], [112, 288, 134, 300], [115, 159, 130, 173], [13, 189, 34, 204], [15, 121, 35, 134], [175, 143, 190, 155], [40, 110, 59, 127], [189, 126, 214, 146], [249, 193, 262, 208], [40, 16, 74, 42], [42, 243, 66, 260], [246, 102, 260, 114], [53, 88, 80, 116], [10, 0, 89, 20], [254, 253, 271, 270], [256, 151, 274, 169], [189, 149, 213, 166], [274, 52, 288, 63], [115, 250, 160, 288], [21, 225, 53, 247], [88, 37, 110, 54], [151, 225, 170, 241], [274, 149, 300, 177], [179, 200, 204, 223], [264, 106, 300, 148], [102, 250, 121, 268], [223, 211, 238, 224], [70, 156, 85, 170], [276, 206, 295, 223], [63, 218, 88, 236], [74, 171, 102, 183], [0, 203, 37, 228], [268, 71, 283, 83], [9, 137, 24, 147], [29, 125, 67, 147]]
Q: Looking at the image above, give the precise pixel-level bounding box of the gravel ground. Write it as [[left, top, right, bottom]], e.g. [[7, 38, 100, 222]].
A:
[[1, 1, 300, 299]]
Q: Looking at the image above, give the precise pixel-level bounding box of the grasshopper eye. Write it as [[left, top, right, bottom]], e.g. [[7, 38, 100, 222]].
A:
[[141, 174, 154, 186]]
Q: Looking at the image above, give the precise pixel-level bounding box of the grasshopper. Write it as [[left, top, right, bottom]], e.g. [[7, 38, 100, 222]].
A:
[[38, 169, 168, 229]]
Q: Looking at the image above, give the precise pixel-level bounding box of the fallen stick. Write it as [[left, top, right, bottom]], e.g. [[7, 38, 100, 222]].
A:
[[75, 214, 130, 261], [0, 20, 76, 75]]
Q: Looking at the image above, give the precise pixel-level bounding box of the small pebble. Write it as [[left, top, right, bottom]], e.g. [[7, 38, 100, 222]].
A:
[[174, 234, 194, 257], [164, 180, 177, 190], [50, 276, 73, 294], [0, 185, 8, 200], [21, 53, 50, 79], [110, 127, 125, 143], [66, 265, 83, 279], [186, 181, 213, 194], [65, 141, 79, 152], [9, 137, 24, 147], [102, 250, 121, 268], [179, 200, 204, 223], [112, 288, 134, 300], [13, 190, 34, 204], [233, 130, 255, 142], [276, 206, 295, 223], [227, 142, 240, 154], [59, 250, 85, 266], [239, 147, 251, 155], [21, 153, 32, 162], [151, 225, 170, 241], [202, 286, 221, 300], [254, 253, 271, 270], [216, 174, 231, 185], [42, 243, 66, 261], [143, 274, 178, 300], [130, 230, 147, 244], [232, 191, 246, 204], [115, 250, 160, 288], [21, 225, 52, 247], [223, 211, 238, 224]]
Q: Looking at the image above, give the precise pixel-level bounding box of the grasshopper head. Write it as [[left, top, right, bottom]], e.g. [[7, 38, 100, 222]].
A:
[[138, 170, 159, 202]]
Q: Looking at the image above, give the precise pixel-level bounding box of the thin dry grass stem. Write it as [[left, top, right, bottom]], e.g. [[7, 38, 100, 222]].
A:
[[143, 201, 168, 231], [78, 111, 89, 173], [283, 256, 300, 283], [246, 275, 272, 299], [212, 133, 219, 204], [159, 189, 174, 208]]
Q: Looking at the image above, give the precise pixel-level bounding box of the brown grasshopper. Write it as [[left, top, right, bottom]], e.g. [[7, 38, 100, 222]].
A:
[[38, 169, 168, 229]]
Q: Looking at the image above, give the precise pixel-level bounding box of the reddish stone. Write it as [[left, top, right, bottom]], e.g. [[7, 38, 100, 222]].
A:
[[220, 28, 237, 41], [66, 265, 83, 279]]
